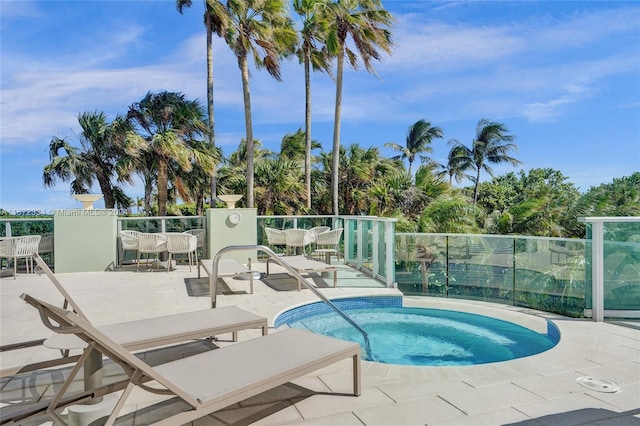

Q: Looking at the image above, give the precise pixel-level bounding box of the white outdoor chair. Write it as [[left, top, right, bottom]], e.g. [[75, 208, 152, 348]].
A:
[[312, 228, 344, 264], [0, 235, 41, 279], [265, 227, 287, 253], [136, 233, 167, 271], [183, 229, 206, 259], [285, 229, 314, 256], [309, 226, 331, 244], [166, 233, 198, 272], [119, 230, 139, 267], [37, 233, 54, 267]]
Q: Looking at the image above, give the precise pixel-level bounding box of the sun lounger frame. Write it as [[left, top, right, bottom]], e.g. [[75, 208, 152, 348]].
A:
[[198, 257, 259, 294], [0, 254, 268, 378], [266, 255, 337, 290], [21, 293, 361, 426]]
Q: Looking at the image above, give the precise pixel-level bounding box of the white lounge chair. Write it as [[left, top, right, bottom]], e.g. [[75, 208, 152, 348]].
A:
[[266, 255, 337, 290], [0, 254, 268, 378], [20, 293, 361, 426]]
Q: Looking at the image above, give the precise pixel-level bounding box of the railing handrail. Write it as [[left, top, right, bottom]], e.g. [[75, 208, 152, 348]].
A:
[[211, 245, 373, 360]]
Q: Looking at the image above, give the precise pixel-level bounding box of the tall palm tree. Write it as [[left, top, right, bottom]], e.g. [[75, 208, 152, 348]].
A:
[[126, 91, 214, 216], [449, 118, 521, 204], [176, 0, 228, 202], [222, 0, 298, 208], [384, 119, 443, 176], [325, 0, 393, 215], [293, 0, 332, 209], [43, 111, 138, 209]]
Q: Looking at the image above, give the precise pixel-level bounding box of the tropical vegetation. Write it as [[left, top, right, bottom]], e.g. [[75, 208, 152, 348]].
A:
[[37, 0, 637, 239]]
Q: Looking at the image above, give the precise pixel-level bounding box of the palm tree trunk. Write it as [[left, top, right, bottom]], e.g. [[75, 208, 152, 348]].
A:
[[473, 166, 481, 204], [205, 13, 217, 205], [239, 55, 254, 208], [158, 161, 169, 216], [95, 170, 115, 209], [304, 47, 312, 210], [331, 47, 344, 216]]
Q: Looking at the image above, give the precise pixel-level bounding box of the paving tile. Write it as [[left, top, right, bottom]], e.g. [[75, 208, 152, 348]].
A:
[[353, 394, 466, 425], [376, 379, 473, 403], [294, 387, 393, 420], [439, 382, 544, 415], [430, 407, 533, 426], [514, 393, 625, 426]]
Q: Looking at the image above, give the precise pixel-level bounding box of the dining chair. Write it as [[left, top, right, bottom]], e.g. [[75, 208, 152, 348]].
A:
[[119, 230, 140, 267], [312, 228, 344, 264], [264, 227, 288, 253], [136, 233, 167, 271], [183, 229, 206, 260], [37, 233, 54, 267], [284, 229, 314, 256], [166, 233, 198, 272], [0, 235, 41, 279]]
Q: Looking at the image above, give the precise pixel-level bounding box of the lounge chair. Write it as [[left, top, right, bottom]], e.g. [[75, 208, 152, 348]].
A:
[[0, 254, 268, 378], [266, 255, 337, 290], [20, 293, 361, 426]]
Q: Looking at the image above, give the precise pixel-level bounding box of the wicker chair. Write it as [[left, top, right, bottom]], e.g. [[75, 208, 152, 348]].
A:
[[0, 235, 41, 279], [183, 229, 206, 260], [284, 229, 314, 256], [136, 233, 167, 271], [264, 227, 287, 253], [37, 233, 54, 267], [119, 230, 140, 267], [166, 233, 198, 272], [312, 228, 343, 264]]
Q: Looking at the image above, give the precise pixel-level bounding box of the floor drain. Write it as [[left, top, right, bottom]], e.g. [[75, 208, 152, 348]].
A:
[[576, 376, 621, 393]]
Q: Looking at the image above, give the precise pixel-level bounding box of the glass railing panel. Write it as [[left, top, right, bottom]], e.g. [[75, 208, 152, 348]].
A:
[[447, 235, 514, 304], [515, 237, 585, 317], [602, 222, 640, 311], [377, 223, 386, 277], [361, 220, 373, 271], [0, 218, 54, 237], [344, 218, 358, 264], [163, 217, 205, 233], [119, 218, 162, 233], [395, 234, 448, 297]]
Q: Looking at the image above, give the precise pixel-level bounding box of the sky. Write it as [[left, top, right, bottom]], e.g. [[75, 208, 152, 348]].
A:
[[1, 0, 639, 213]]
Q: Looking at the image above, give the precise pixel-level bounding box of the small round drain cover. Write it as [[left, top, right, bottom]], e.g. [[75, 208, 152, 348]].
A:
[[576, 376, 621, 393]]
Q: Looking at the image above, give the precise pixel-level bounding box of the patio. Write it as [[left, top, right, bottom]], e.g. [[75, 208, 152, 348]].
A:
[[1, 261, 639, 425]]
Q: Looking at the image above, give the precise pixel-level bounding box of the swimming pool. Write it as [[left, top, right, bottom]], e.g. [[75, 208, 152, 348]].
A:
[[274, 297, 560, 366]]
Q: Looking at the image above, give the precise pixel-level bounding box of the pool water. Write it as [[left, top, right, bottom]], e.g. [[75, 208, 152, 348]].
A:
[[280, 307, 559, 366]]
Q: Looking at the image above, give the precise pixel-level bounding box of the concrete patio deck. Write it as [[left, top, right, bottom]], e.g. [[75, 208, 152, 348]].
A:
[[1, 261, 639, 425]]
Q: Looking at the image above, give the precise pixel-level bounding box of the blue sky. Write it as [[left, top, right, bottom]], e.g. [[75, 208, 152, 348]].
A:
[[1, 0, 639, 212]]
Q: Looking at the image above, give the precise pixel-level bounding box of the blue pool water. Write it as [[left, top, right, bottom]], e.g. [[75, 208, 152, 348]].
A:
[[276, 301, 560, 366]]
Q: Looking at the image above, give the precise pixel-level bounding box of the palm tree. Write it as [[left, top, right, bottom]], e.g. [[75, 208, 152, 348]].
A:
[[126, 91, 214, 216], [325, 0, 393, 215], [254, 157, 306, 215], [449, 118, 521, 204], [221, 0, 298, 208], [384, 119, 443, 176], [436, 144, 471, 186], [176, 0, 228, 203], [293, 0, 333, 209], [280, 128, 321, 162], [43, 111, 138, 209]]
